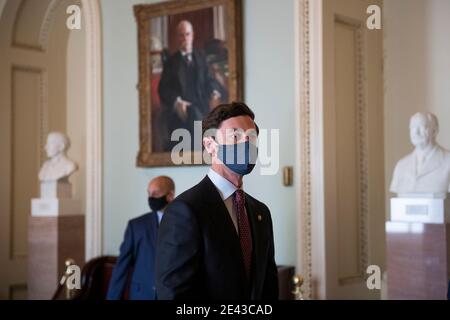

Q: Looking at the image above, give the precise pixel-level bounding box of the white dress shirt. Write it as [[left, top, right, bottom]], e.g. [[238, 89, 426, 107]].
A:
[[207, 168, 240, 234], [180, 50, 193, 62], [157, 210, 164, 225]]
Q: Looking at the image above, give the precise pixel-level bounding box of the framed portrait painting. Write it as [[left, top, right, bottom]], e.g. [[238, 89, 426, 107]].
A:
[[134, 0, 243, 167]]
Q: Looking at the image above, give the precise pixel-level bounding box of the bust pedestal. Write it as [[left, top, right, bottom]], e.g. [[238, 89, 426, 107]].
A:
[[28, 181, 84, 299], [386, 197, 450, 299], [31, 181, 81, 217]]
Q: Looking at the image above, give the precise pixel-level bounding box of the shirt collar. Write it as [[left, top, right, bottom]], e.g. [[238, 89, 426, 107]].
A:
[[180, 50, 192, 56], [156, 211, 164, 224], [207, 168, 240, 201]]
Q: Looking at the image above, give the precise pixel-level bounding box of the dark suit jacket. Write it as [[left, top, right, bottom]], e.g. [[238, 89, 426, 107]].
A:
[[158, 49, 222, 151], [156, 176, 279, 300], [158, 49, 215, 119], [107, 212, 158, 300]]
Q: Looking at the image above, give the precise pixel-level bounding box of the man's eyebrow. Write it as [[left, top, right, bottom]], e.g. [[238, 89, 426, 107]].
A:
[[225, 128, 257, 133]]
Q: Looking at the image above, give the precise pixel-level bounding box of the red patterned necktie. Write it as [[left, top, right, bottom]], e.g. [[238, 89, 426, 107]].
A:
[[233, 189, 253, 278]]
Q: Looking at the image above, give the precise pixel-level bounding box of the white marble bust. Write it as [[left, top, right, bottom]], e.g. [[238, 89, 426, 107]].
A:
[[38, 132, 78, 182], [390, 112, 450, 198]]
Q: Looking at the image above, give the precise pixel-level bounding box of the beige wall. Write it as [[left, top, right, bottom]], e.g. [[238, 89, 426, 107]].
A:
[[0, 0, 86, 299], [384, 0, 450, 214], [0, 1, 6, 18], [67, 19, 86, 212]]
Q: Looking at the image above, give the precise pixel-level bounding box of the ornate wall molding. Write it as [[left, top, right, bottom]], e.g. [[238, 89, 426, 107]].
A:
[[297, 1, 372, 297], [354, 21, 369, 282], [10, 65, 44, 260], [298, 0, 313, 300], [11, 0, 61, 52], [39, 70, 48, 165], [39, 0, 60, 52], [11, 0, 40, 51], [82, 0, 103, 260], [333, 16, 369, 284]]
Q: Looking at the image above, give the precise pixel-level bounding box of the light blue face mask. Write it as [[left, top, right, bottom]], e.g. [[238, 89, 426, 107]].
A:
[[216, 140, 258, 176]]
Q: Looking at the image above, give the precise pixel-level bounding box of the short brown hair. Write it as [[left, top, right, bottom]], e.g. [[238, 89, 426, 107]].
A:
[[202, 101, 259, 137]]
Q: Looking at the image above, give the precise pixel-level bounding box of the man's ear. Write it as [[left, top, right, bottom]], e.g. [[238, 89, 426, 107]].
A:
[[203, 136, 216, 155], [167, 190, 175, 202]]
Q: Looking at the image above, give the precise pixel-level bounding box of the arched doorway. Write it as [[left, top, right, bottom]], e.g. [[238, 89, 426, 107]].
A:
[[0, 0, 102, 299]]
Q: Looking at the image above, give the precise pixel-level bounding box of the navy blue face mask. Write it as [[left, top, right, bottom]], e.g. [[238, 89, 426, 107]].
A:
[[216, 140, 258, 176]]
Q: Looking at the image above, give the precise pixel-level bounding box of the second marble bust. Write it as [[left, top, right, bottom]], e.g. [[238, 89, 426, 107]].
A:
[[390, 112, 450, 198]]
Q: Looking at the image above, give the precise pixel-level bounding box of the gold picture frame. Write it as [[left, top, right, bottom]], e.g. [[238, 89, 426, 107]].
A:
[[134, 0, 243, 167]]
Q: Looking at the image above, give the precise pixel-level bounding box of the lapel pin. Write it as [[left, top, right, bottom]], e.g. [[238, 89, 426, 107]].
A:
[[257, 214, 262, 221]]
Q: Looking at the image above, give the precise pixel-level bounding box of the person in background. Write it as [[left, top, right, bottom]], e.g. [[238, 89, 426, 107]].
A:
[[158, 20, 223, 151], [107, 176, 175, 300]]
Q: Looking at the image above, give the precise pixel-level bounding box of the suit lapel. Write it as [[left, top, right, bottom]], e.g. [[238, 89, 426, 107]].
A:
[[146, 212, 158, 250], [201, 176, 246, 277], [192, 50, 204, 89], [202, 176, 241, 242], [200, 176, 267, 296], [245, 194, 265, 299], [176, 52, 188, 95]]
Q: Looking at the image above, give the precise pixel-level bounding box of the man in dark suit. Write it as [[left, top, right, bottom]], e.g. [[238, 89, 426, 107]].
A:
[[106, 176, 175, 300], [158, 20, 223, 151], [156, 102, 279, 300]]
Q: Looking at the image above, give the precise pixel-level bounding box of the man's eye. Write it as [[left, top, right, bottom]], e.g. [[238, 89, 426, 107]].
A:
[[231, 133, 240, 139]]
